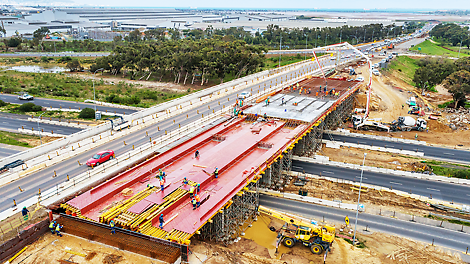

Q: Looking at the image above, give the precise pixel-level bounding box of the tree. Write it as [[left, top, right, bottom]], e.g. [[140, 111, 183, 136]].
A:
[[33, 27, 50, 46], [126, 29, 141, 42], [413, 58, 456, 91], [443, 70, 470, 108], [66, 59, 82, 72], [7, 37, 21, 47], [79, 108, 95, 119]]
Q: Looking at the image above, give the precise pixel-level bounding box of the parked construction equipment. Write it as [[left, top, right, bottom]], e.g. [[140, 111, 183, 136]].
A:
[[391, 116, 427, 132], [258, 205, 335, 255]]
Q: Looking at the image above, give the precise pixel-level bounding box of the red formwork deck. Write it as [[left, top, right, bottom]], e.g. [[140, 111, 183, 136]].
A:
[[63, 78, 359, 243]]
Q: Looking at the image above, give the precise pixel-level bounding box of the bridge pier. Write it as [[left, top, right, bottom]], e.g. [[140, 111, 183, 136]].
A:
[[198, 181, 259, 243]]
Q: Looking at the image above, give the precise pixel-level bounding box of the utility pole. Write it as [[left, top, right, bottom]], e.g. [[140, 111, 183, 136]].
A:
[[305, 34, 308, 60], [458, 39, 463, 58], [37, 112, 46, 145], [353, 153, 367, 245], [279, 34, 282, 68], [92, 68, 104, 120]]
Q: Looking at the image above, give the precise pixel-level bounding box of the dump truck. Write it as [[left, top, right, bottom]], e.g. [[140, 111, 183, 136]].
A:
[[258, 205, 335, 255], [352, 115, 390, 132], [391, 116, 427, 132]]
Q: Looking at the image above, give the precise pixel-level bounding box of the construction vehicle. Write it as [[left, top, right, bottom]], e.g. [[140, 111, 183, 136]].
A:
[[105, 116, 128, 131], [258, 205, 335, 255], [352, 115, 390, 132], [391, 116, 427, 132], [408, 106, 424, 116]]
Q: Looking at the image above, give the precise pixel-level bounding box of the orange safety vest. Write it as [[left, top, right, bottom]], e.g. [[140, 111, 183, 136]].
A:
[[160, 180, 164, 186], [195, 195, 200, 202]]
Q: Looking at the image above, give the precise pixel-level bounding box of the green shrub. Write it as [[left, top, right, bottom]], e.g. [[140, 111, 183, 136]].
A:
[[31, 105, 43, 112], [78, 108, 95, 119], [0, 100, 7, 107], [19, 103, 35, 112]]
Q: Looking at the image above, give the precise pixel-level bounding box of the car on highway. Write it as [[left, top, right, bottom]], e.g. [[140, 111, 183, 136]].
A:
[[372, 69, 380, 76], [86, 150, 114, 167], [18, 93, 34, 100], [355, 76, 364, 82], [238, 91, 251, 100]]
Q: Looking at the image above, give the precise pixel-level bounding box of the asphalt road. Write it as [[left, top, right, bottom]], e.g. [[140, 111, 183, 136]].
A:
[[260, 195, 470, 254], [0, 116, 82, 135], [0, 56, 350, 213], [0, 147, 20, 159], [0, 94, 135, 116], [0, 52, 110, 57], [325, 134, 470, 164], [292, 160, 470, 205]]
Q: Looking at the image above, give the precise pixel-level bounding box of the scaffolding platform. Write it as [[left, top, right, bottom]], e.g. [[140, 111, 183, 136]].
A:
[[63, 117, 306, 244]]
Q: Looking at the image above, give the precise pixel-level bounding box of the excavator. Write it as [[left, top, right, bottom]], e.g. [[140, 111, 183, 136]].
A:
[[258, 205, 335, 255]]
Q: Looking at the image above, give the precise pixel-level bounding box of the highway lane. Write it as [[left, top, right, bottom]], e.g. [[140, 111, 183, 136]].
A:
[[260, 195, 470, 253], [325, 134, 470, 163], [0, 147, 20, 159], [292, 160, 470, 205], [0, 116, 82, 135], [1, 57, 348, 212], [0, 94, 136, 116]]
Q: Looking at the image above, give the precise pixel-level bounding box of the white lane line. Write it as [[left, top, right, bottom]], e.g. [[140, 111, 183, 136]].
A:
[[322, 171, 335, 174], [427, 188, 440, 192], [292, 166, 303, 169], [355, 176, 368, 180], [390, 181, 402, 185], [443, 153, 455, 156]]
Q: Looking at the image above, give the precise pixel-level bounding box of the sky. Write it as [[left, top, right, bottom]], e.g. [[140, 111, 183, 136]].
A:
[[4, 0, 470, 10]]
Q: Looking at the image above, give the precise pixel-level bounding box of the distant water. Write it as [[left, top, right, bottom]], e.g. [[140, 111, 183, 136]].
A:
[[2, 65, 67, 73]]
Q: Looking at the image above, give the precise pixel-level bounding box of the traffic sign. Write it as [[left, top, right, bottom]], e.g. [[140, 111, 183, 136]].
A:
[[345, 216, 349, 226]]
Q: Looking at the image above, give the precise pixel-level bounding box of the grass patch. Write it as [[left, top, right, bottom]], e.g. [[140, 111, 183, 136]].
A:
[[421, 160, 470, 179], [0, 131, 39, 148], [342, 237, 367, 248], [425, 214, 470, 227], [0, 70, 190, 108], [410, 40, 470, 57], [263, 55, 307, 70], [385, 56, 418, 85]]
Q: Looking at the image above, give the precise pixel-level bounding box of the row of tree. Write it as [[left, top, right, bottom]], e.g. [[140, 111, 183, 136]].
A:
[[90, 38, 266, 85], [430, 23, 470, 48], [413, 57, 470, 108]]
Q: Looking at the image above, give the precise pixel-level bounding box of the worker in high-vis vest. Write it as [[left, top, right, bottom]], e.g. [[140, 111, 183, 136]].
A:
[[189, 186, 195, 198], [195, 194, 201, 208], [183, 177, 189, 185], [55, 224, 63, 237], [49, 221, 56, 234], [158, 169, 165, 179], [196, 183, 200, 193], [191, 198, 197, 210], [214, 168, 219, 178], [110, 220, 115, 234], [160, 178, 165, 191]]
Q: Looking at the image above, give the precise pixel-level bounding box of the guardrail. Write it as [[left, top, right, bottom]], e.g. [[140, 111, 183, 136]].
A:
[[0, 56, 316, 168]]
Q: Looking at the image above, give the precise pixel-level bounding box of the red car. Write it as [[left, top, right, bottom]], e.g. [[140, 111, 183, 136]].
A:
[[86, 150, 114, 167]]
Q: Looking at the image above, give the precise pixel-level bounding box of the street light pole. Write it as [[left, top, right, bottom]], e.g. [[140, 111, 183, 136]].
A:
[[93, 68, 104, 121], [279, 34, 282, 68], [353, 153, 367, 245], [37, 112, 46, 145]]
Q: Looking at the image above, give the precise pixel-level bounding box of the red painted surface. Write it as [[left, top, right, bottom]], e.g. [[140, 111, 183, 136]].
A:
[[66, 84, 359, 237]]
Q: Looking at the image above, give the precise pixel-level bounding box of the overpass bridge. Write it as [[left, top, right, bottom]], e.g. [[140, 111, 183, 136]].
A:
[[57, 76, 360, 262]]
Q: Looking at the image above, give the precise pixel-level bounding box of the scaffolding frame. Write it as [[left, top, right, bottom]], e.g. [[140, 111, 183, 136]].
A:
[[198, 181, 259, 243]]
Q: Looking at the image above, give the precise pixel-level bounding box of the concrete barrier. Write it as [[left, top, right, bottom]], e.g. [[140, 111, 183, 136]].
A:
[[327, 129, 427, 145], [323, 139, 425, 157]]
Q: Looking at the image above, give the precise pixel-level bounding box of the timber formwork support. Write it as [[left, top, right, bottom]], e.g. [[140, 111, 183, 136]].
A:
[[199, 181, 259, 243]]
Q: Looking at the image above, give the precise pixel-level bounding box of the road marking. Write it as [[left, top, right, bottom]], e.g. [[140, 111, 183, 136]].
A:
[[390, 181, 402, 185], [427, 188, 440, 192], [355, 176, 367, 180], [322, 171, 334, 174], [443, 153, 455, 156], [292, 166, 303, 169]]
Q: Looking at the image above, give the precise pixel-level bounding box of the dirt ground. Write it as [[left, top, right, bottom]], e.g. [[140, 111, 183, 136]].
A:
[[284, 174, 470, 220], [10, 232, 162, 264], [321, 146, 425, 171], [1, 205, 48, 242], [349, 59, 470, 149], [191, 215, 464, 264]]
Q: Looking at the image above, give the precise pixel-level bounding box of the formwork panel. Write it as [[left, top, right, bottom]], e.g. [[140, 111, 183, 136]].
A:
[[59, 214, 181, 263]]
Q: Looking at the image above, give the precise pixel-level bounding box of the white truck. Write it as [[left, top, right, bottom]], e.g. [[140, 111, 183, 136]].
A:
[[18, 93, 34, 100], [391, 116, 427, 132], [352, 115, 390, 132]]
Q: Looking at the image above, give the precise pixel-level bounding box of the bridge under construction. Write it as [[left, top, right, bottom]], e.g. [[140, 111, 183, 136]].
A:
[[57, 76, 361, 263]]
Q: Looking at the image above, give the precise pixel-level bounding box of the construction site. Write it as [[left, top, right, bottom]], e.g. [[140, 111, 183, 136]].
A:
[[26, 75, 358, 263]]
